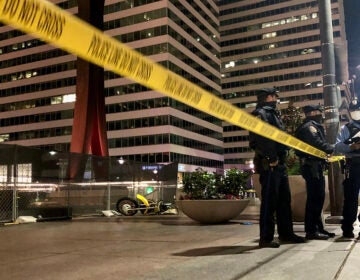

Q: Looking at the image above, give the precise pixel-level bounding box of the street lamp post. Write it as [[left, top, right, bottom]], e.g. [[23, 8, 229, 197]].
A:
[[318, 0, 342, 217]]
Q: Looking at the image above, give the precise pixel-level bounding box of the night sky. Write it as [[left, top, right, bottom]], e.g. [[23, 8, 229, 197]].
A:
[[344, 0, 360, 76]]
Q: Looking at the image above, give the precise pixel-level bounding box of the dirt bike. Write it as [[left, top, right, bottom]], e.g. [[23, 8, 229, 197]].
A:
[[116, 194, 177, 216]]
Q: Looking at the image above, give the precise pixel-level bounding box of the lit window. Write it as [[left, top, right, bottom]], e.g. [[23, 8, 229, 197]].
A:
[[17, 164, 32, 183], [0, 134, 9, 142], [0, 164, 32, 183], [225, 61, 235, 68], [301, 48, 315, 55], [25, 71, 32, 78], [0, 165, 7, 182], [51, 96, 62, 105], [301, 15, 309, 20], [62, 94, 76, 103], [263, 32, 277, 39], [143, 13, 150, 21], [286, 17, 300, 23]]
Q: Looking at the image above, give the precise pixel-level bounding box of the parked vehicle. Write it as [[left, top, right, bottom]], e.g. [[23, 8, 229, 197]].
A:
[[116, 194, 177, 216]]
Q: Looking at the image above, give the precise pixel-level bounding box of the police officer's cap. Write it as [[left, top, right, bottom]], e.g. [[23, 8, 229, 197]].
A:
[[349, 99, 360, 111], [303, 104, 323, 114], [257, 87, 279, 101]]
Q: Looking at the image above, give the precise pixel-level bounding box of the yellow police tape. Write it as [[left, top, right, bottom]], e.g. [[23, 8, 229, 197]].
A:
[[0, 0, 343, 163]]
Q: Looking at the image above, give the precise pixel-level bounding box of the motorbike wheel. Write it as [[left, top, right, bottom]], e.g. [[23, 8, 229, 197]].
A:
[[116, 198, 138, 216]]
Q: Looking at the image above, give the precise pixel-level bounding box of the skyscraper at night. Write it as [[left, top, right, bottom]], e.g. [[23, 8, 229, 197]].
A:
[[219, 0, 348, 169], [0, 0, 223, 173], [0, 0, 349, 173]]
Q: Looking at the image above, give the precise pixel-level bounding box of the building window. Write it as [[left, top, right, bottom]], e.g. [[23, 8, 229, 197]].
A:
[[262, 32, 277, 39], [0, 163, 32, 183]]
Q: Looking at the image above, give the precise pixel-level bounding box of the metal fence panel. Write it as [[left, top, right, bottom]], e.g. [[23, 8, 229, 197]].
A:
[[0, 144, 178, 223]]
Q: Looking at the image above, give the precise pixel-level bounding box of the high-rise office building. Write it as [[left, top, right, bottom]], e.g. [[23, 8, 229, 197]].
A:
[[0, 0, 223, 173], [219, 0, 348, 169], [0, 0, 349, 173]]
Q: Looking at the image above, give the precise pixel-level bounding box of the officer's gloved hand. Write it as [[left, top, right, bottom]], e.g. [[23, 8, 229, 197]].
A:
[[325, 153, 333, 162], [323, 155, 331, 169]]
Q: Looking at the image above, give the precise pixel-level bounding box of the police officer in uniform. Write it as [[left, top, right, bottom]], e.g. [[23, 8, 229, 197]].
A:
[[249, 88, 306, 248], [295, 105, 335, 240], [335, 99, 360, 238]]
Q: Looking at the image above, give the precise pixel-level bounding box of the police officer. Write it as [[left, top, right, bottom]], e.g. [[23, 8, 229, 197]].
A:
[[335, 99, 360, 238], [249, 87, 306, 248], [295, 105, 335, 240]]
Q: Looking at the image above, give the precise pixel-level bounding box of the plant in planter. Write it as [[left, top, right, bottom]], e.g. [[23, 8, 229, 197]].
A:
[[286, 149, 301, 175], [281, 101, 302, 176], [177, 168, 251, 224], [181, 167, 218, 199], [219, 168, 252, 199]]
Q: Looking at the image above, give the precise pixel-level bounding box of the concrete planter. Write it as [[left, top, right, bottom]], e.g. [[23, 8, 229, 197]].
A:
[[253, 174, 330, 222], [176, 199, 250, 224], [288, 175, 308, 222]]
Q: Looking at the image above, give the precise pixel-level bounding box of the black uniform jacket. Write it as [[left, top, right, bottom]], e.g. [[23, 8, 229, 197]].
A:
[[249, 104, 289, 164], [295, 119, 334, 159]]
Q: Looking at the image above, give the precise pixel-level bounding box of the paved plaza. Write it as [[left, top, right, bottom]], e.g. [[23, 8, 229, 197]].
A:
[[1, 204, 360, 280]]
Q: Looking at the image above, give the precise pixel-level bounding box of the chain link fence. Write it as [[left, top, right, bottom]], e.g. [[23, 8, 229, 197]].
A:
[[0, 144, 178, 223]]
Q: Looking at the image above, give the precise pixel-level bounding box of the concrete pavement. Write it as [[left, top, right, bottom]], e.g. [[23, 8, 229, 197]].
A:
[[0, 207, 359, 280]]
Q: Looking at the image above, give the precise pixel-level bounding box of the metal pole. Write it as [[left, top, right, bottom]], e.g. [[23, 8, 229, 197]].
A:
[[318, 0, 342, 216], [12, 145, 18, 222], [106, 184, 111, 210]]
